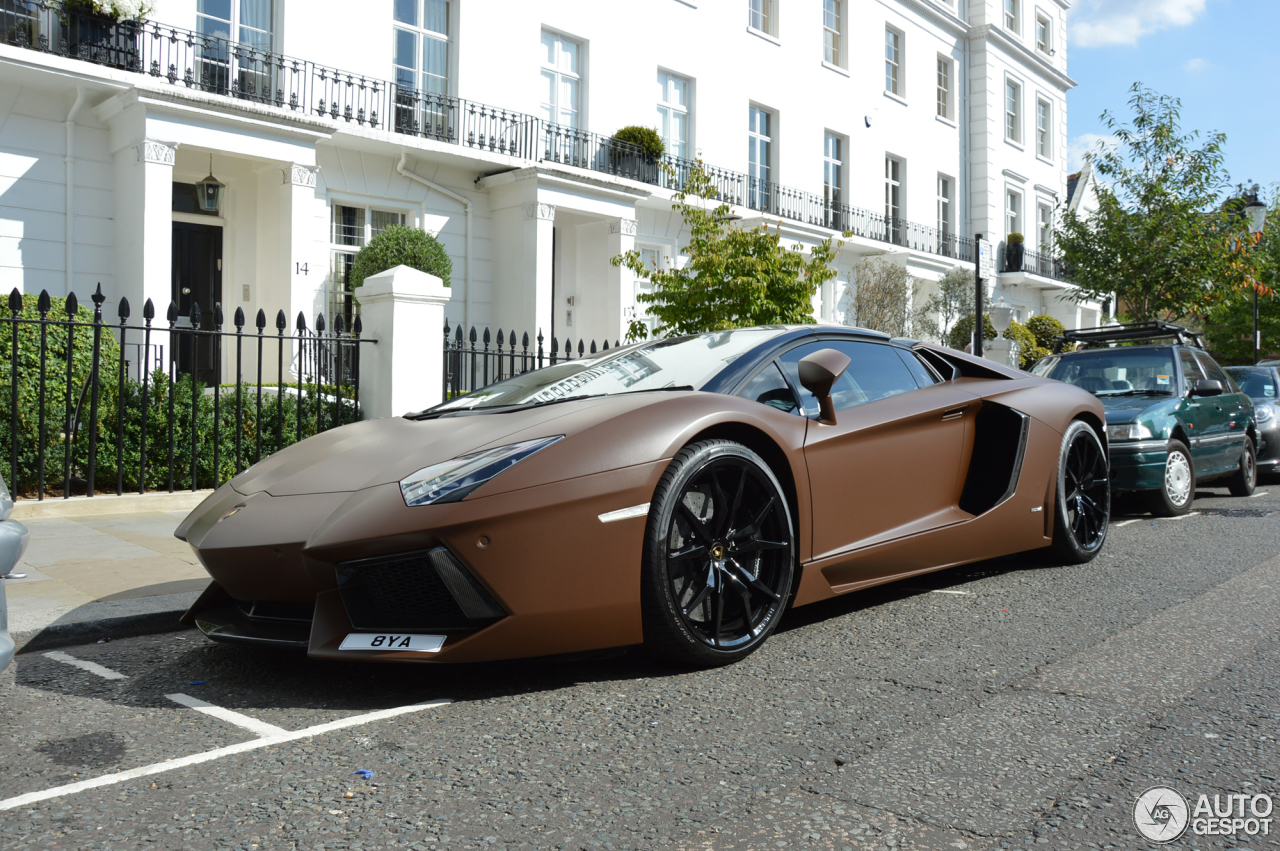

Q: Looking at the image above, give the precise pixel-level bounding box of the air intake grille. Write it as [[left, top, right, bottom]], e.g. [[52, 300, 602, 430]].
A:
[[335, 547, 505, 631]]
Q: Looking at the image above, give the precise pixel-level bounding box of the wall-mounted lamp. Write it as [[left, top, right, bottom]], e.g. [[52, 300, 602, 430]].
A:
[[197, 154, 225, 214]]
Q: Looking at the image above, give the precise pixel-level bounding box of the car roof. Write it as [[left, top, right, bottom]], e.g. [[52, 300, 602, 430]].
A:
[[1049, 343, 1178, 358]]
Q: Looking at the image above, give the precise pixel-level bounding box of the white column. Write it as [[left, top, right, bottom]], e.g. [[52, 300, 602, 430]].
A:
[[280, 163, 322, 327], [522, 202, 556, 340], [357, 265, 451, 418], [113, 138, 176, 314], [606, 217, 637, 344]]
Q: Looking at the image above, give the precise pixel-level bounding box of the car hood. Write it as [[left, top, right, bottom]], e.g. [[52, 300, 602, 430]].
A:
[[1097, 395, 1178, 424], [227, 399, 619, 497]]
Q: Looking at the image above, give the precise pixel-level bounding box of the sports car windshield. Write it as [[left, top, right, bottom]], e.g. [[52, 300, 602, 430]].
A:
[[1030, 347, 1177, 397], [430, 328, 780, 411]]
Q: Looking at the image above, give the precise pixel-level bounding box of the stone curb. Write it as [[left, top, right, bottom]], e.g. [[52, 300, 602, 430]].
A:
[[12, 490, 213, 520], [13, 608, 193, 655]]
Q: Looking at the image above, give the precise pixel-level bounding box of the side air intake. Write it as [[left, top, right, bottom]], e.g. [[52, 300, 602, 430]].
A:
[[959, 402, 1030, 516]]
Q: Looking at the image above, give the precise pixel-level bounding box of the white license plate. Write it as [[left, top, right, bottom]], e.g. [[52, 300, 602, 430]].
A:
[[339, 633, 446, 653]]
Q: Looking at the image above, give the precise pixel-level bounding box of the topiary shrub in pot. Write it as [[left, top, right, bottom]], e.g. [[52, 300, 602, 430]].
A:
[[349, 224, 452, 290], [608, 126, 666, 184], [1005, 232, 1025, 272]]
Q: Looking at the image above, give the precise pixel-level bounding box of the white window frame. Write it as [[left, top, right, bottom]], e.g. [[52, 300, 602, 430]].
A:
[[885, 27, 903, 96], [937, 174, 953, 237], [936, 55, 952, 120], [540, 29, 583, 130], [656, 70, 692, 161], [1005, 188, 1023, 239], [328, 201, 410, 321], [748, 105, 774, 209], [748, 0, 776, 35], [393, 0, 450, 97], [1005, 76, 1022, 144], [1037, 202, 1053, 252], [886, 155, 904, 242], [823, 0, 844, 67], [196, 0, 276, 95], [1004, 0, 1020, 34], [823, 131, 844, 211], [1035, 12, 1052, 54], [1036, 97, 1052, 159]]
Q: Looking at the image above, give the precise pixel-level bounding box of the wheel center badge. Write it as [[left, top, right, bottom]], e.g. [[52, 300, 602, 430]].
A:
[[710, 544, 725, 561]]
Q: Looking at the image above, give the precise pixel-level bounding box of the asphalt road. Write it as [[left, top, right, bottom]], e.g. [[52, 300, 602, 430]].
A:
[[2, 484, 1279, 851]]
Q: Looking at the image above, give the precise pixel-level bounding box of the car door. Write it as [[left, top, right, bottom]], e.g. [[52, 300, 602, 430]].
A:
[[1196, 351, 1249, 472], [1177, 348, 1220, 475], [778, 340, 979, 563]]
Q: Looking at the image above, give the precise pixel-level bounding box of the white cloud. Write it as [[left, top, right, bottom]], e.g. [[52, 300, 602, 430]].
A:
[[1182, 57, 1208, 72], [1070, 0, 1208, 48], [1068, 133, 1120, 172]]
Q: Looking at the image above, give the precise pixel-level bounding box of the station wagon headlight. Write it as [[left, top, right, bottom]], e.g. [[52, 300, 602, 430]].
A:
[[1106, 423, 1154, 442], [399, 436, 564, 507], [1256, 404, 1275, 424]]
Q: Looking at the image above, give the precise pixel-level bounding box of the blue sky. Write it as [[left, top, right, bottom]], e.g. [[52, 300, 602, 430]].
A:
[[1066, 0, 1280, 195]]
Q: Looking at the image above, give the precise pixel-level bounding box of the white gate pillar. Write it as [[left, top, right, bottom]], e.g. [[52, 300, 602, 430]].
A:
[[357, 265, 450, 418]]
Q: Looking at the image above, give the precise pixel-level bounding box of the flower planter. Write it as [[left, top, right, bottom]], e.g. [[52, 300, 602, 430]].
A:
[[67, 15, 140, 71], [1004, 241, 1025, 272]]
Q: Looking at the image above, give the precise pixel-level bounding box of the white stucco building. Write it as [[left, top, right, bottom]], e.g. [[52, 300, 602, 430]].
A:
[[0, 0, 1102, 383]]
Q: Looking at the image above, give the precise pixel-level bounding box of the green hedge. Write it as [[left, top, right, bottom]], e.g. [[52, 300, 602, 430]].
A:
[[349, 224, 452, 290]]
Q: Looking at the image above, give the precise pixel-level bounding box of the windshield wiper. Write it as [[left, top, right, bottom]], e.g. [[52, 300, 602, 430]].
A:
[[406, 385, 695, 420], [1104, 389, 1172, 397]]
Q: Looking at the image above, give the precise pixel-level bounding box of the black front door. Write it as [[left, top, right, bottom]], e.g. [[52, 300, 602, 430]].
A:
[[172, 222, 223, 386]]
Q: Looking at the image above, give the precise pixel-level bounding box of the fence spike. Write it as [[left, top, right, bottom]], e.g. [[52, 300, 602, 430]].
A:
[[38, 289, 51, 315], [353, 315, 362, 335], [296, 311, 307, 331], [276, 310, 287, 331], [255, 308, 266, 330], [578, 339, 585, 355], [143, 298, 155, 321], [522, 331, 530, 348], [117, 296, 130, 320], [333, 313, 344, 334], [444, 317, 451, 335], [234, 306, 245, 328], [508, 330, 516, 350], [191, 301, 202, 324], [91, 282, 105, 308], [316, 313, 326, 333], [214, 303, 224, 327], [552, 335, 559, 354], [455, 325, 464, 342], [615, 339, 620, 348], [65, 291, 78, 315], [496, 329, 504, 347], [482, 327, 490, 345], [8, 288, 21, 312], [603, 339, 609, 350], [590, 340, 597, 354], [166, 300, 178, 323], [564, 337, 571, 356], [469, 326, 477, 343], [537, 328, 544, 346]]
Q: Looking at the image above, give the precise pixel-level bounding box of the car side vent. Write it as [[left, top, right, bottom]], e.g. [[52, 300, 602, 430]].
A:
[[959, 403, 1030, 516], [335, 547, 506, 631]]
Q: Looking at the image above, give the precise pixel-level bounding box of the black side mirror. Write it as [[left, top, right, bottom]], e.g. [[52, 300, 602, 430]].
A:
[[798, 348, 852, 425], [1191, 379, 1223, 397]]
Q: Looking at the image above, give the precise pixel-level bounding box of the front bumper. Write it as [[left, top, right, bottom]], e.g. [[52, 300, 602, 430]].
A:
[[1108, 439, 1169, 492], [180, 460, 665, 663], [1257, 421, 1280, 468]]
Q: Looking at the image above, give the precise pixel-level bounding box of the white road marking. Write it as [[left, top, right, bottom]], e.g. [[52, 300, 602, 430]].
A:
[[166, 693, 289, 739], [1165, 512, 1200, 521], [1114, 518, 1144, 528], [930, 589, 971, 595], [43, 652, 127, 681], [0, 699, 452, 812], [1250, 491, 1269, 498]]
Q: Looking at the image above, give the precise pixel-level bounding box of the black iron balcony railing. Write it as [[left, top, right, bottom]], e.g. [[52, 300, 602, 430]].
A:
[[1000, 245, 1073, 282], [0, 0, 1080, 276]]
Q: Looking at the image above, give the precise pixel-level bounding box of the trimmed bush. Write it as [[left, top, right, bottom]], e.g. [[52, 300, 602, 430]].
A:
[[611, 126, 666, 161], [947, 313, 997, 351], [1025, 314, 1065, 351], [1007, 232, 1025, 244], [349, 224, 452, 290], [1006, 320, 1050, 369]]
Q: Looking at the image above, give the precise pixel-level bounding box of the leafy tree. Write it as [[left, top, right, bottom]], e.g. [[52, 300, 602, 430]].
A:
[[1055, 84, 1256, 322], [612, 162, 840, 340], [1206, 198, 1280, 363], [350, 224, 452, 289], [848, 259, 912, 337], [922, 267, 973, 343]]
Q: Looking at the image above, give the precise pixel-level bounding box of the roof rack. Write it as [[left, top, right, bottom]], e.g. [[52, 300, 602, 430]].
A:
[[1054, 321, 1203, 354]]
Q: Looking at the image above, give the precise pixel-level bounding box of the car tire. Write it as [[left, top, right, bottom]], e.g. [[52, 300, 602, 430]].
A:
[[1145, 439, 1195, 517], [1050, 420, 1111, 564], [640, 439, 796, 667], [1227, 436, 1258, 496]]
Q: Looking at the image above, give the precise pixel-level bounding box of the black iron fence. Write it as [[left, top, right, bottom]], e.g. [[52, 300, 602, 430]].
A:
[[443, 321, 620, 399], [0, 0, 1015, 272], [1, 285, 373, 501]]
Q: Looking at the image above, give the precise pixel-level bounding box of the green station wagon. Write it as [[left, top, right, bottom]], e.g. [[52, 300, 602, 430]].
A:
[[1029, 323, 1258, 516]]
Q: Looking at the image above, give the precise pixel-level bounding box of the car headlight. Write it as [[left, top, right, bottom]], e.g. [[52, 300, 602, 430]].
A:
[[399, 436, 564, 506], [1106, 422, 1154, 442], [1256, 404, 1276, 424]]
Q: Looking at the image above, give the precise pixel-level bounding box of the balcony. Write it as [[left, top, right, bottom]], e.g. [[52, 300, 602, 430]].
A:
[[999, 245, 1073, 283], [1, 0, 1071, 277]]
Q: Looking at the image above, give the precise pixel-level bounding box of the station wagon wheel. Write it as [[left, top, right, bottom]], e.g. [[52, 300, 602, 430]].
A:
[[1050, 420, 1110, 564], [642, 440, 795, 666], [1146, 439, 1195, 517], [1227, 436, 1257, 496]]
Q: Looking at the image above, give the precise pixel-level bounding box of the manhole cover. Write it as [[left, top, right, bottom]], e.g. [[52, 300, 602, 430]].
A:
[[1195, 508, 1275, 518]]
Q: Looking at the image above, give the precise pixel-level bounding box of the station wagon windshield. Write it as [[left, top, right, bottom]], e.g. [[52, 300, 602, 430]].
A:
[[1030, 348, 1177, 397], [430, 328, 779, 411]]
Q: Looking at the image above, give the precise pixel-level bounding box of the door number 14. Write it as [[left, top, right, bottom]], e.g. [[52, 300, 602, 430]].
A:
[[296, 262, 309, 276]]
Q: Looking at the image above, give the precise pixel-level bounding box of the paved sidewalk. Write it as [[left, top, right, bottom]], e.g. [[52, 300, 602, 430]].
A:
[[7, 510, 208, 649]]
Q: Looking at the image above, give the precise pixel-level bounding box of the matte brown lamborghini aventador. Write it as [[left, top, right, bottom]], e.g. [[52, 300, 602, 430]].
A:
[[177, 326, 1110, 666]]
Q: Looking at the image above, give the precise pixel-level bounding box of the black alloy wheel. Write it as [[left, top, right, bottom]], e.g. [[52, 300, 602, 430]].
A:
[[1050, 420, 1110, 563], [642, 440, 795, 666]]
